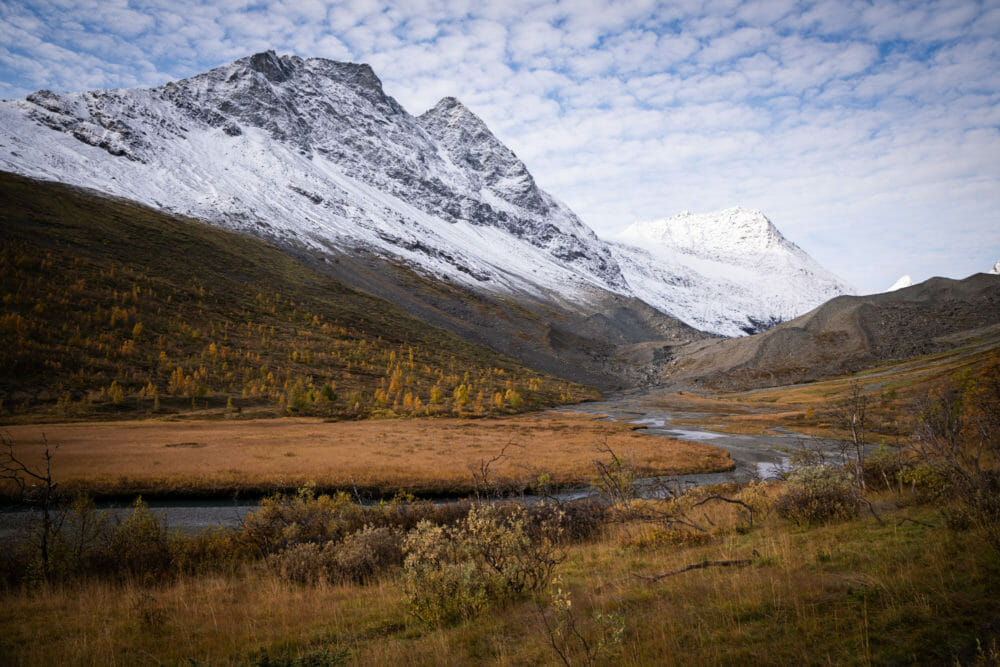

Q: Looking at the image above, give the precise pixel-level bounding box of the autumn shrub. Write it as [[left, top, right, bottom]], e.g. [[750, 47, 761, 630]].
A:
[[103, 497, 174, 582], [266, 525, 404, 585], [402, 503, 564, 625], [267, 541, 336, 584], [774, 465, 858, 525], [530, 498, 606, 542], [239, 484, 362, 555], [910, 364, 1000, 549], [862, 445, 907, 491], [335, 525, 405, 582], [623, 526, 715, 550], [172, 527, 255, 575], [896, 461, 948, 502]]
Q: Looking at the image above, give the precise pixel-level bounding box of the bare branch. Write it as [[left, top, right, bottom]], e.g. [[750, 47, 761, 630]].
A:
[[857, 496, 884, 524], [633, 558, 754, 582], [691, 495, 755, 527], [897, 517, 936, 528]]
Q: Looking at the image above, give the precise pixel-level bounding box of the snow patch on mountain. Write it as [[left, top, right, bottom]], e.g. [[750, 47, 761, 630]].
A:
[[888, 275, 913, 291], [609, 208, 855, 336], [990, 260, 1000, 275]]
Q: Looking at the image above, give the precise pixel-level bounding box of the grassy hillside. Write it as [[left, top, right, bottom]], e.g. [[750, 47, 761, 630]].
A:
[[663, 273, 1000, 392], [0, 172, 599, 422]]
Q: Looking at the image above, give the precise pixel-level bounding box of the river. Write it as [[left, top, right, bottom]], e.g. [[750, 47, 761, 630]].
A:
[[0, 390, 852, 536]]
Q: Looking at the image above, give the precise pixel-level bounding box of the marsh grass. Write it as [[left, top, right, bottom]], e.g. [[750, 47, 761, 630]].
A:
[[1, 413, 733, 500]]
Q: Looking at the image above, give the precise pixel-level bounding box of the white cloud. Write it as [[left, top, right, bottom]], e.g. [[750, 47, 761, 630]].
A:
[[0, 0, 997, 293]]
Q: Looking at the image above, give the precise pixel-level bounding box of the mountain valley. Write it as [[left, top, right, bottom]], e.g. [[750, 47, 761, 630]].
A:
[[0, 50, 870, 395]]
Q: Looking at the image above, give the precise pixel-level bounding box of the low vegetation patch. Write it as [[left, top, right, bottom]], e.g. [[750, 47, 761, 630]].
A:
[[2, 464, 998, 665], [1, 277, 997, 663]]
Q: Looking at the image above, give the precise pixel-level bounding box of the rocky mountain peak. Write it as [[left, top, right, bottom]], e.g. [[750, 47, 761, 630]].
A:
[[419, 96, 546, 214], [610, 205, 853, 336], [246, 50, 296, 83]]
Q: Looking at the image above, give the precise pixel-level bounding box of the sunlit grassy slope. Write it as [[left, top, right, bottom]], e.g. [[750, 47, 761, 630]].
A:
[[0, 172, 599, 422]]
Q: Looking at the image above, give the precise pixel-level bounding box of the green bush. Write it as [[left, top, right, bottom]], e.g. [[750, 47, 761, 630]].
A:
[[105, 497, 174, 582], [775, 465, 858, 525]]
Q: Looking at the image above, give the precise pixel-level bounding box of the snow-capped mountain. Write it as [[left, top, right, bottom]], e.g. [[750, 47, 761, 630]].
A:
[[888, 275, 913, 291], [609, 208, 855, 336], [0, 50, 849, 338], [0, 51, 622, 305], [990, 260, 1000, 275]]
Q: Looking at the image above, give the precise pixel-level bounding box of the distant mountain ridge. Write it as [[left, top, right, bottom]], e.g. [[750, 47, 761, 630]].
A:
[[663, 272, 1000, 390], [0, 50, 850, 357], [610, 207, 854, 336]]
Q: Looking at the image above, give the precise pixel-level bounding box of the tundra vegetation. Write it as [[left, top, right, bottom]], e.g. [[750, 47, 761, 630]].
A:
[[1, 359, 998, 665], [2, 171, 998, 663], [0, 172, 597, 423], [0, 412, 732, 500]]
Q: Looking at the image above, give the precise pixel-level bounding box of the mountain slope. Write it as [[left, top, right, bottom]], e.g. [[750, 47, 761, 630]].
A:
[[609, 207, 854, 336], [0, 51, 624, 301], [0, 171, 599, 420], [0, 50, 849, 371], [663, 272, 1000, 390]]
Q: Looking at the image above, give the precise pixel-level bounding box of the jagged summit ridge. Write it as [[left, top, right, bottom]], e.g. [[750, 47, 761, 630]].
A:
[[0, 50, 851, 337], [419, 96, 546, 213], [2, 50, 624, 294]]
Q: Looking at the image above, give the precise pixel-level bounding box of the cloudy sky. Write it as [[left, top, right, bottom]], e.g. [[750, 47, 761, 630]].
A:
[[2, 0, 999, 293]]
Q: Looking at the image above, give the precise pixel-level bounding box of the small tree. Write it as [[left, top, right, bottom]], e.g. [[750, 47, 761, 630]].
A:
[[832, 380, 870, 490], [1, 433, 61, 581], [911, 361, 1000, 549]]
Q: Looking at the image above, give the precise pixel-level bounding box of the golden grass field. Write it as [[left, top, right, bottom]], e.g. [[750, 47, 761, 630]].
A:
[[1, 412, 733, 498]]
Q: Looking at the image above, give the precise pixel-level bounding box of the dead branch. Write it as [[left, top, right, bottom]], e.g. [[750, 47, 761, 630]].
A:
[[857, 496, 884, 524], [691, 495, 755, 527], [633, 558, 754, 582], [471, 440, 522, 500]]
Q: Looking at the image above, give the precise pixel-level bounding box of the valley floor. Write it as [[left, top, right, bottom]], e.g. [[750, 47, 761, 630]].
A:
[[1, 411, 732, 500]]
